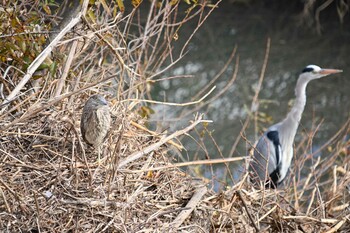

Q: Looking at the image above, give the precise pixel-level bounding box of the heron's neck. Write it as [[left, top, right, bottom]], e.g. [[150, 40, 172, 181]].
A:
[[280, 77, 309, 144]]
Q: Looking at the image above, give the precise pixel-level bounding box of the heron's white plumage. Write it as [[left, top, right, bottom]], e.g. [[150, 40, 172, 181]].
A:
[[305, 64, 321, 72]]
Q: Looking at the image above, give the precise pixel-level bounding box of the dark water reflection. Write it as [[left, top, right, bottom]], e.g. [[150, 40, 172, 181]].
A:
[[150, 3, 350, 189]]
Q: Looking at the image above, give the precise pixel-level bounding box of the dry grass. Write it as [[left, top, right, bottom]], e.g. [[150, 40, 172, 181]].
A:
[[298, 0, 349, 34], [0, 100, 207, 231], [1, 1, 350, 232], [1, 103, 349, 232]]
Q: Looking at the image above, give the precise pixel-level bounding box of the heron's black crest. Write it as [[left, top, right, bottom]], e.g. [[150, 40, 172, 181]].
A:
[[266, 131, 281, 165], [301, 67, 314, 73]]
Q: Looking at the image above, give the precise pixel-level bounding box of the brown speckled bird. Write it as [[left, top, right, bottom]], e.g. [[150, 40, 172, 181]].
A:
[[80, 94, 111, 161]]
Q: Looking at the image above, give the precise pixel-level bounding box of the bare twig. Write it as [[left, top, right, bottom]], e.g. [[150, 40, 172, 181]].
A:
[[228, 38, 271, 158], [0, 74, 117, 131], [120, 86, 216, 107], [0, 0, 90, 113], [324, 216, 348, 233], [122, 157, 246, 173], [54, 40, 78, 97], [171, 186, 207, 229], [130, 120, 183, 150], [118, 114, 210, 169], [236, 190, 260, 232]]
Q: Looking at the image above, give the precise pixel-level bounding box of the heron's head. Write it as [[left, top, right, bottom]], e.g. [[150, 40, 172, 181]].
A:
[[88, 94, 108, 106], [300, 65, 342, 81]]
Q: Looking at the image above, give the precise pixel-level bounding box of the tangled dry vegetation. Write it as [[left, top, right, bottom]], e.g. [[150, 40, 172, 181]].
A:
[[298, 0, 349, 34], [1, 0, 350, 232]]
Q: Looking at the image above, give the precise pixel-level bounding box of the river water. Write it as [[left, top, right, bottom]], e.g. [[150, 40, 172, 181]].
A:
[[150, 3, 350, 189]]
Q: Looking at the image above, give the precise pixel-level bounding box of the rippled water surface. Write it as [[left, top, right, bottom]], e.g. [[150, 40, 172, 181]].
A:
[[150, 3, 350, 188]]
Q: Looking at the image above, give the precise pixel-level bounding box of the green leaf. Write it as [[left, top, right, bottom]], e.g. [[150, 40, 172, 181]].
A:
[[49, 61, 58, 74]]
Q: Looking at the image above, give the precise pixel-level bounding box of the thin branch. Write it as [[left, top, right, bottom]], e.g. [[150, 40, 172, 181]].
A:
[[228, 37, 271, 158], [119, 86, 216, 107], [236, 190, 260, 232], [0, 0, 90, 113], [122, 157, 246, 173], [0, 73, 117, 131], [54, 40, 78, 97], [170, 186, 208, 229], [130, 120, 183, 150], [118, 114, 210, 169]]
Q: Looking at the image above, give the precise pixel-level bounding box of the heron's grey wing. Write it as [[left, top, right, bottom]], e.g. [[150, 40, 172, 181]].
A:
[[250, 131, 281, 184], [266, 130, 283, 185]]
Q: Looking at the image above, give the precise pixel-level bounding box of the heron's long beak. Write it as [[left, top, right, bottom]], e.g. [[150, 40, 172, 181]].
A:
[[320, 69, 343, 75]]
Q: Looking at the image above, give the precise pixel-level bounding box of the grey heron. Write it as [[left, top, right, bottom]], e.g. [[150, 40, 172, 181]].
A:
[[249, 65, 342, 188], [81, 94, 111, 161]]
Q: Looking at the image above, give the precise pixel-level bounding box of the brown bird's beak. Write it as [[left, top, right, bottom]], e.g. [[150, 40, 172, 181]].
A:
[[320, 69, 343, 75]]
